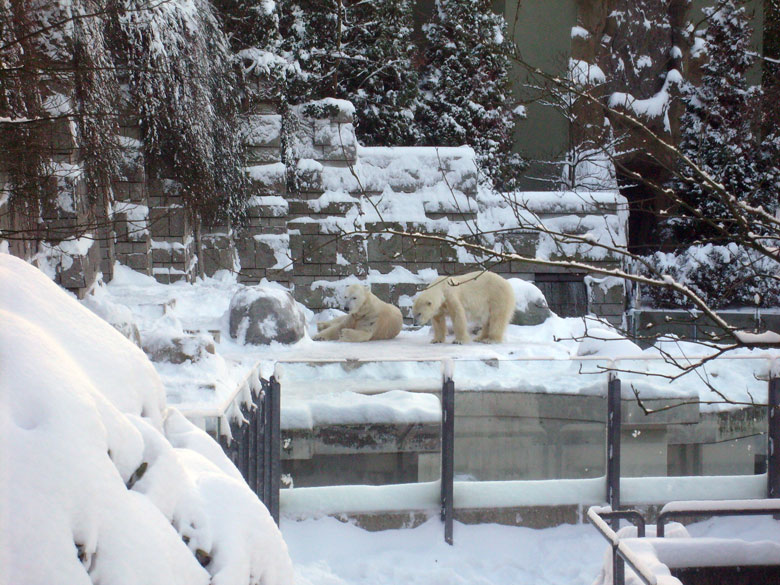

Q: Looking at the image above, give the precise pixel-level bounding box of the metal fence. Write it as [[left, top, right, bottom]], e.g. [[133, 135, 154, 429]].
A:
[[217, 375, 281, 524], [588, 500, 780, 585], [212, 357, 780, 542]]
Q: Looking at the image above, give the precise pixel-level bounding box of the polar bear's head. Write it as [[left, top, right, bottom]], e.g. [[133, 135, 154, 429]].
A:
[[412, 285, 444, 325], [343, 283, 370, 314]]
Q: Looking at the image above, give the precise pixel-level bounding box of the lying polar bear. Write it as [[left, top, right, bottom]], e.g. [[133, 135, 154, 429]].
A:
[[314, 283, 403, 342], [412, 270, 515, 344]]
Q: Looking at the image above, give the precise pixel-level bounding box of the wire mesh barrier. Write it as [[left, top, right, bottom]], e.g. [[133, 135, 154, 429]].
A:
[[196, 355, 780, 543]]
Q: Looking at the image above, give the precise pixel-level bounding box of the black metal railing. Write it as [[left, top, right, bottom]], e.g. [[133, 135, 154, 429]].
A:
[[589, 500, 780, 585], [218, 374, 281, 524], [214, 358, 779, 541], [587, 507, 656, 585], [656, 499, 780, 537], [441, 372, 455, 545]]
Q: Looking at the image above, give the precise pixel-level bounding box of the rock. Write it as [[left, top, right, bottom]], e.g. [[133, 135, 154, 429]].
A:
[[142, 334, 215, 364], [229, 285, 306, 345], [508, 278, 553, 326]]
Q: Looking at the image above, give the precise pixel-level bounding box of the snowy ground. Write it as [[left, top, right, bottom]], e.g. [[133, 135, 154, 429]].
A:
[[282, 514, 780, 585], [93, 264, 778, 425]]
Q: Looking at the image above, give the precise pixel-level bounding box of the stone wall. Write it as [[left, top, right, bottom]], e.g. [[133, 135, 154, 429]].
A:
[[0, 100, 628, 324]]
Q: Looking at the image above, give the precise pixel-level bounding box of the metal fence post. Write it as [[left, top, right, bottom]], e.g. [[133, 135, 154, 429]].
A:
[[441, 370, 455, 545], [607, 372, 622, 512], [253, 375, 265, 497], [265, 374, 281, 525], [769, 376, 780, 498], [606, 372, 624, 585]]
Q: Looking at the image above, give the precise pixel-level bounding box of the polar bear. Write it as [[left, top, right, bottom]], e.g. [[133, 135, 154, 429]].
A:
[[412, 271, 515, 344], [314, 283, 403, 342]]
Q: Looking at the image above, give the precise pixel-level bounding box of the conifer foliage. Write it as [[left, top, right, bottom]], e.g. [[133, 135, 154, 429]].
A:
[[673, 0, 778, 238], [643, 0, 780, 309], [269, 0, 421, 146], [418, 0, 525, 190]]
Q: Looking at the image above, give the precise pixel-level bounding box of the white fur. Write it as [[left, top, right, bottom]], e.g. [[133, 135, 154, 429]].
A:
[[412, 271, 515, 344], [314, 283, 403, 342]]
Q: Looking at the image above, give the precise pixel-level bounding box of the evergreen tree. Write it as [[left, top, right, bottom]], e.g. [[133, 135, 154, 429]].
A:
[[646, 0, 780, 309], [417, 0, 525, 190], [673, 0, 776, 240], [336, 0, 421, 146], [270, 0, 420, 146]]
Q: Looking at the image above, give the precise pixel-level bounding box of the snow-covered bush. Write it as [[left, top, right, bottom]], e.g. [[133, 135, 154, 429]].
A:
[[640, 244, 780, 309], [0, 253, 292, 585]]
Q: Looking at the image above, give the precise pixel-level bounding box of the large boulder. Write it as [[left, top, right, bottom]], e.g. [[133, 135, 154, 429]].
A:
[[508, 278, 553, 326], [229, 285, 306, 345]]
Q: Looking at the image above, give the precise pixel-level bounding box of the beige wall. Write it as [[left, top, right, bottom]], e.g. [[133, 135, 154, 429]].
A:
[[498, 0, 578, 190]]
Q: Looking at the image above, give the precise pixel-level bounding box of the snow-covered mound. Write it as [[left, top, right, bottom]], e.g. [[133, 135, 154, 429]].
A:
[[0, 254, 292, 585]]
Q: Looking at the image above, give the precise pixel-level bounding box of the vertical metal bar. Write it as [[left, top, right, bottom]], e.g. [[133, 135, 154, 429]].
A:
[[268, 375, 281, 525], [607, 372, 624, 585], [263, 379, 272, 507], [238, 415, 249, 480], [769, 377, 780, 498], [248, 396, 257, 495], [441, 375, 455, 545], [254, 377, 265, 500], [607, 372, 622, 513]]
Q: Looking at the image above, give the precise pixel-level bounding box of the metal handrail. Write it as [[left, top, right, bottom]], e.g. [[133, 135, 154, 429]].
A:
[[587, 506, 677, 585], [656, 499, 780, 537]]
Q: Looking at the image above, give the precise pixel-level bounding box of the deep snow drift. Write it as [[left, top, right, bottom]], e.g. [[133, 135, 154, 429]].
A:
[[0, 254, 292, 585]]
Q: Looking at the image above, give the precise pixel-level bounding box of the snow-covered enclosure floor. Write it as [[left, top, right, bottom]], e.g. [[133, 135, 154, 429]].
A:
[[284, 515, 780, 585], [92, 264, 777, 422]]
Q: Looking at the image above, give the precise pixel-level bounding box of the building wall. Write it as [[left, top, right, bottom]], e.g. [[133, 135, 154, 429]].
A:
[[498, 0, 578, 191]]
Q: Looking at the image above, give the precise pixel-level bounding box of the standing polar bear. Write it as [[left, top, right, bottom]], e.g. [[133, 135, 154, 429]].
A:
[[413, 271, 515, 344], [314, 283, 403, 342]]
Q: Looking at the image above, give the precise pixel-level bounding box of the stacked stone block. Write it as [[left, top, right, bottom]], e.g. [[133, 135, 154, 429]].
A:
[[112, 125, 151, 277], [147, 179, 197, 284], [2, 98, 631, 324]]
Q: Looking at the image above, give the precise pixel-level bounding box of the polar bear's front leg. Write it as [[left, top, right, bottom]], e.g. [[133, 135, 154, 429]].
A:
[[449, 301, 471, 344], [313, 323, 343, 340], [317, 314, 349, 333], [339, 328, 374, 342], [431, 313, 447, 343]]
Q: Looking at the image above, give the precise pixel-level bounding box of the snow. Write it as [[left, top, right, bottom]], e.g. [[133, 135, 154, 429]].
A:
[[83, 261, 778, 427], [0, 253, 292, 585], [283, 390, 441, 430], [281, 512, 780, 585], [283, 516, 607, 585], [570, 59, 606, 87], [608, 70, 683, 132], [571, 25, 590, 39], [507, 277, 548, 313]]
